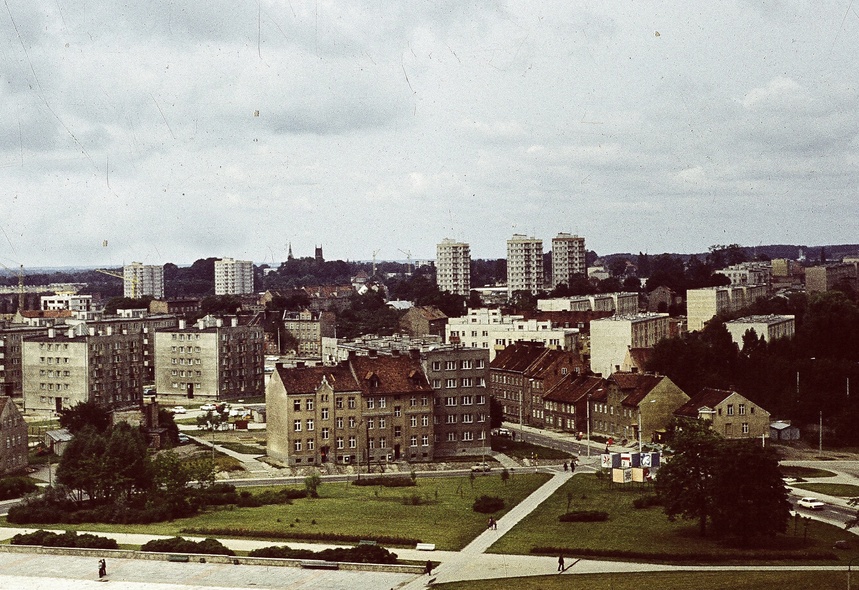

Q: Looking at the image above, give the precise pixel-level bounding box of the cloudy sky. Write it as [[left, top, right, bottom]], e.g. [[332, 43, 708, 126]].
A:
[[1, 1, 857, 269]]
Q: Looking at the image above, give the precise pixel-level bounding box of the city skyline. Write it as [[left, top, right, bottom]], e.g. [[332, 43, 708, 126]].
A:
[[2, 2, 857, 268]]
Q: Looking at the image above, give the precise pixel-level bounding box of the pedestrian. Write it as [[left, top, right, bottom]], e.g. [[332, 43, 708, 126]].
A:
[[98, 559, 106, 578], [558, 553, 565, 572], [493, 518, 497, 530], [425, 560, 433, 575], [570, 460, 576, 473], [488, 517, 493, 529], [563, 461, 568, 471]]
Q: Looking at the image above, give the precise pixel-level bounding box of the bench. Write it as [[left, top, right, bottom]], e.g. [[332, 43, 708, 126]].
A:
[[167, 555, 190, 563], [300, 560, 339, 570], [415, 543, 436, 551], [358, 540, 377, 546]]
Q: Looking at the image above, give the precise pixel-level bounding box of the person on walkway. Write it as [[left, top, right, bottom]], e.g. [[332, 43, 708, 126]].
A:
[[488, 517, 493, 529], [563, 461, 568, 471], [570, 460, 576, 473], [557, 553, 565, 572], [492, 518, 497, 530], [425, 560, 433, 575], [98, 559, 106, 578]]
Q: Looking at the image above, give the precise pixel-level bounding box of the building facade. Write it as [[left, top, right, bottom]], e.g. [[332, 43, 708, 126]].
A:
[[537, 293, 638, 315], [507, 235, 543, 298], [215, 258, 254, 295], [674, 388, 771, 439], [686, 285, 768, 332], [282, 309, 336, 358], [123, 262, 165, 299], [715, 262, 772, 289], [436, 239, 471, 296], [805, 263, 858, 294], [724, 315, 795, 347], [589, 313, 670, 378], [23, 327, 145, 415], [0, 325, 47, 402], [0, 397, 27, 475], [154, 316, 264, 401], [551, 233, 586, 288]]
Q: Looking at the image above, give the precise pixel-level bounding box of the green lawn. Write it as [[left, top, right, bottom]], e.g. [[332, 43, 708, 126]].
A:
[[489, 473, 859, 564], [437, 571, 855, 590], [781, 465, 837, 479], [491, 436, 574, 461], [3, 473, 550, 551], [794, 482, 859, 497]]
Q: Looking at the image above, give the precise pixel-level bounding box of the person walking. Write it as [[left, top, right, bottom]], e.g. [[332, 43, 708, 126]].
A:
[[563, 461, 568, 471], [98, 559, 106, 579], [425, 560, 433, 575], [557, 553, 565, 572]]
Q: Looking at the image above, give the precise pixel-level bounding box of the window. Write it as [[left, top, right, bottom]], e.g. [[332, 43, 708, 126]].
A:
[[445, 396, 457, 406], [379, 437, 387, 449], [321, 408, 329, 420], [446, 414, 457, 424], [409, 396, 417, 407], [739, 404, 746, 415], [410, 435, 418, 447], [367, 418, 375, 429], [369, 438, 375, 449], [431, 361, 441, 371], [367, 397, 375, 409], [477, 413, 486, 423], [379, 417, 386, 428], [348, 397, 356, 409], [349, 436, 357, 448], [421, 415, 429, 426], [394, 426, 402, 437], [447, 432, 456, 442], [445, 361, 456, 370], [306, 399, 314, 411], [476, 359, 485, 369], [394, 406, 401, 417], [462, 431, 474, 441], [742, 423, 749, 434], [446, 379, 456, 389], [336, 417, 344, 428], [307, 439, 315, 451], [463, 413, 473, 423], [461, 395, 473, 405], [727, 404, 734, 416], [461, 359, 472, 369], [349, 416, 356, 428], [321, 427, 329, 440], [336, 437, 344, 449], [293, 420, 302, 432], [432, 379, 441, 389], [378, 397, 386, 408], [294, 440, 302, 452], [410, 415, 417, 427], [306, 419, 314, 431], [336, 397, 343, 409], [293, 400, 301, 411], [421, 396, 429, 406], [422, 434, 429, 446], [477, 395, 486, 405]]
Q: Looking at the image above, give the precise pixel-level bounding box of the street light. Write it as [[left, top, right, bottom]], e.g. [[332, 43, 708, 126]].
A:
[[638, 399, 657, 454], [586, 392, 592, 458]]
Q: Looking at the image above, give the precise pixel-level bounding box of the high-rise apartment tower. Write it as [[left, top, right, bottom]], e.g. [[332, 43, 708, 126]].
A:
[[436, 239, 471, 296], [551, 233, 586, 288]]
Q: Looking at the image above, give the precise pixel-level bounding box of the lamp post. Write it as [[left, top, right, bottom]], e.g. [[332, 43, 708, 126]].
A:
[[638, 399, 657, 453], [586, 393, 591, 458]]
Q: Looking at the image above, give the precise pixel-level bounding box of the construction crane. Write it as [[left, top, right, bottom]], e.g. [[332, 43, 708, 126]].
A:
[[398, 249, 413, 275], [0, 261, 24, 311], [95, 268, 138, 299], [371, 249, 381, 278]]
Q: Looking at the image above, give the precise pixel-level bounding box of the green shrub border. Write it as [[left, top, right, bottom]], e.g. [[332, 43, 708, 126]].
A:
[[180, 527, 420, 547], [531, 546, 839, 562]]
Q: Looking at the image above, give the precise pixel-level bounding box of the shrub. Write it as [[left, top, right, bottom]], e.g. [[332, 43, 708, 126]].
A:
[[181, 526, 419, 547], [248, 544, 397, 564], [472, 495, 505, 514], [402, 493, 430, 505], [11, 529, 118, 549], [140, 536, 234, 556], [352, 476, 415, 487], [632, 494, 661, 509], [558, 510, 609, 522], [0, 477, 38, 500]]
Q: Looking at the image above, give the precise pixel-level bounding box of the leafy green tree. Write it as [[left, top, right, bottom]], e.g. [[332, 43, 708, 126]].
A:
[[59, 401, 111, 435]]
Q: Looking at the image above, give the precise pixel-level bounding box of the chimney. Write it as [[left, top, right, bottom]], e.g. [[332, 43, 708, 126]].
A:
[[179, 319, 186, 330], [106, 326, 113, 336], [368, 349, 378, 358], [48, 327, 55, 339], [67, 328, 75, 339], [216, 318, 223, 328], [231, 317, 238, 327], [89, 327, 95, 337]]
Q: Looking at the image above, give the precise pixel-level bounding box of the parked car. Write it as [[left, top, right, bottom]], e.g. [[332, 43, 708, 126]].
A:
[[199, 404, 217, 412], [471, 462, 491, 472], [171, 406, 187, 414], [797, 497, 825, 510], [177, 433, 190, 444]]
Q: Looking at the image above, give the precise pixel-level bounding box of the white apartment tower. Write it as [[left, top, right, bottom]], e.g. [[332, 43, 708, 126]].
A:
[[436, 239, 471, 296], [123, 262, 164, 299], [507, 235, 543, 298], [215, 258, 254, 295], [551, 233, 586, 288]]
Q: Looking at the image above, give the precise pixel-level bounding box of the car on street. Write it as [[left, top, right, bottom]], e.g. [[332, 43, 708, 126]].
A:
[[177, 433, 190, 444], [171, 406, 187, 414], [471, 462, 491, 472], [797, 497, 825, 510], [199, 404, 217, 412]]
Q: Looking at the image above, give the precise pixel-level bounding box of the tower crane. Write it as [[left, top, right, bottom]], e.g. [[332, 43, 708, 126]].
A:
[[0, 261, 24, 311], [95, 268, 138, 299], [398, 249, 412, 275], [371, 249, 381, 278]]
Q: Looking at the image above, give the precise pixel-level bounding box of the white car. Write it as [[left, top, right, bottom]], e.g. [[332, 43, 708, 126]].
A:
[[199, 404, 217, 412], [471, 463, 491, 472], [171, 406, 187, 414], [797, 497, 825, 510]]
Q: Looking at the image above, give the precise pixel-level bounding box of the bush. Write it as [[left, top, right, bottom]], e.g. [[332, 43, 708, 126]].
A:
[[11, 529, 118, 549], [632, 494, 661, 509], [0, 477, 38, 500], [140, 536, 235, 556], [558, 510, 609, 522], [352, 476, 415, 487], [531, 545, 839, 562], [181, 526, 419, 547], [248, 544, 397, 564], [472, 495, 505, 514]]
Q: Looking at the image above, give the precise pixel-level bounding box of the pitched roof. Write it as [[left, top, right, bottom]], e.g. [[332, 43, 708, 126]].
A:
[[274, 363, 360, 394], [490, 341, 549, 373], [609, 372, 664, 407], [522, 310, 614, 331], [414, 306, 447, 321], [674, 387, 735, 418], [349, 354, 431, 394], [626, 348, 652, 370], [544, 374, 607, 404]]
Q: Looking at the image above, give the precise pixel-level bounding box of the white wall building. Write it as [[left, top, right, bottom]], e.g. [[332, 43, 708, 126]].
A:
[[40, 294, 98, 320], [686, 285, 768, 332], [123, 262, 164, 299], [551, 233, 586, 288], [214, 258, 254, 295], [589, 313, 670, 377], [537, 293, 638, 315], [436, 239, 471, 296], [715, 262, 772, 289], [725, 315, 795, 346], [507, 234, 543, 298]]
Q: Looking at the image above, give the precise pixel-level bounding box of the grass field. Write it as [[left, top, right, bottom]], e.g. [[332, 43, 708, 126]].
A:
[[488, 473, 859, 564], [793, 482, 859, 497], [491, 436, 574, 461], [436, 570, 856, 590], [781, 465, 838, 479], [2, 473, 550, 551]]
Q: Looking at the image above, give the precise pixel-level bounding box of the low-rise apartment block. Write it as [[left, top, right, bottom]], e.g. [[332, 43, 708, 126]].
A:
[[674, 387, 771, 439], [805, 263, 858, 294], [282, 309, 336, 358], [715, 262, 772, 289], [686, 285, 768, 332], [589, 313, 670, 378], [724, 315, 795, 347], [537, 293, 638, 315]]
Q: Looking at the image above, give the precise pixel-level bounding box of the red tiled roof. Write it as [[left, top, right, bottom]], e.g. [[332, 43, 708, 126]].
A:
[[674, 387, 734, 418], [275, 364, 360, 394], [350, 355, 431, 394], [544, 374, 607, 404], [490, 341, 549, 373], [414, 306, 448, 321], [609, 372, 664, 407]]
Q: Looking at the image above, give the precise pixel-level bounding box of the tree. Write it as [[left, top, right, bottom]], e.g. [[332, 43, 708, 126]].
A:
[[59, 400, 111, 435], [657, 420, 790, 540]]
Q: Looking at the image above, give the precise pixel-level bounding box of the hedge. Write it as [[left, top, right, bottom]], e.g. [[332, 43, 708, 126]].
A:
[[11, 529, 118, 550], [531, 546, 839, 562], [352, 476, 416, 487], [557, 510, 609, 522], [0, 477, 38, 500], [140, 536, 234, 556], [248, 544, 398, 564], [180, 527, 420, 547], [472, 495, 505, 514]]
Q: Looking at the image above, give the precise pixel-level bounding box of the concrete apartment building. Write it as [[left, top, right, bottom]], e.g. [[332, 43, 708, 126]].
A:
[[589, 313, 670, 378], [537, 293, 639, 315], [724, 315, 795, 347], [507, 234, 543, 298], [551, 233, 586, 288], [154, 316, 264, 402], [41, 294, 98, 320], [23, 326, 145, 415], [0, 326, 47, 402], [675, 387, 771, 439], [805, 263, 858, 294], [0, 397, 27, 475], [215, 258, 254, 295], [267, 352, 437, 466], [686, 285, 768, 332], [123, 262, 165, 299], [715, 262, 772, 289], [436, 239, 471, 296]]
